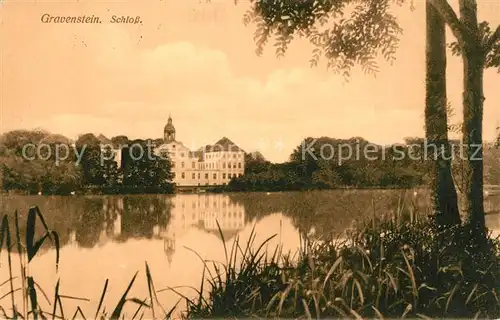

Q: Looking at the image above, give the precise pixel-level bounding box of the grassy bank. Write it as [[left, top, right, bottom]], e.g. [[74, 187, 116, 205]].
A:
[[1, 207, 499, 319], [182, 220, 500, 319]]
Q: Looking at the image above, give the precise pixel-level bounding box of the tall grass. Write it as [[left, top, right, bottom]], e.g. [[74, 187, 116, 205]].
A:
[[2, 205, 500, 319], [0, 206, 177, 320], [182, 217, 500, 319]]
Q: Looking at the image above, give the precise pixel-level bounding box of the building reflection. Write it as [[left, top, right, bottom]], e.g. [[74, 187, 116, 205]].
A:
[[159, 226, 176, 267], [66, 194, 246, 265], [2, 191, 499, 256], [167, 194, 245, 233], [153, 194, 246, 266]]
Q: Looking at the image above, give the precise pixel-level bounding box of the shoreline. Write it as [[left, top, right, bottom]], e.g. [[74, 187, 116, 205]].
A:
[[1, 185, 429, 197]]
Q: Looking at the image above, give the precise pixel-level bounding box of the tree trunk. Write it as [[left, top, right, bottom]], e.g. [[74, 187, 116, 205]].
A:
[[459, 0, 486, 237], [461, 49, 486, 232], [425, 0, 461, 227]]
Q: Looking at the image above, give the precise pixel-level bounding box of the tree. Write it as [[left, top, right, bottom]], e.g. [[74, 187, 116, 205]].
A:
[[424, 0, 461, 227], [244, 151, 271, 174], [243, 0, 499, 233], [111, 135, 130, 147], [0, 130, 81, 194], [242, 0, 462, 200], [122, 140, 174, 191], [429, 0, 500, 234], [75, 133, 106, 187], [1, 129, 46, 157], [153, 138, 165, 147], [242, 0, 405, 77], [101, 146, 120, 187], [311, 160, 342, 188]]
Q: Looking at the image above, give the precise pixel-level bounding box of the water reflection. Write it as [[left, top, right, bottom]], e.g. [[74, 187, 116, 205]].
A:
[[0, 191, 499, 317], [1, 190, 499, 254]]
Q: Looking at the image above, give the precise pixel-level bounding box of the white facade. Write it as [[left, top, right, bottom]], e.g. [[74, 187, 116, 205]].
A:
[[155, 116, 245, 187], [97, 116, 245, 187]]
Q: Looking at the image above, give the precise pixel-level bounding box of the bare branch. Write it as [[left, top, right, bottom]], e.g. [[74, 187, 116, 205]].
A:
[[484, 24, 500, 54], [428, 0, 470, 45]]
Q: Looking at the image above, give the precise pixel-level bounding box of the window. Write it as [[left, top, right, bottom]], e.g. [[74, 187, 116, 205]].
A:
[[239, 173, 243, 177], [222, 162, 226, 169], [223, 173, 226, 179], [198, 173, 200, 179], [233, 154, 236, 158], [233, 163, 237, 168], [181, 172, 185, 179], [228, 173, 231, 179], [238, 162, 241, 168], [192, 173, 195, 179], [172, 162, 175, 168], [181, 162, 185, 168], [192, 162, 195, 169], [213, 173, 217, 179], [172, 172, 176, 178], [205, 173, 209, 179]]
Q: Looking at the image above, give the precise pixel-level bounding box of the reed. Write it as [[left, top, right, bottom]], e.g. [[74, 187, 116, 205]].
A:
[[0, 206, 176, 320], [2, 205, 500, 319], [182, 215, 500, 319]]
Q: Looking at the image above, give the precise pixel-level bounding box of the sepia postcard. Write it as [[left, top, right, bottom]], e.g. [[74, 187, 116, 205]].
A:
[[1, 0, 500, 318]]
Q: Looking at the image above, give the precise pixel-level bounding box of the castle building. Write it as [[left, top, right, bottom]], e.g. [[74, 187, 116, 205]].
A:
[[155, 116, 245, 187]]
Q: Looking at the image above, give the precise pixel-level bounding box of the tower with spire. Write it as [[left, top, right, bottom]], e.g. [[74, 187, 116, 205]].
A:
[[164, 115, 176, 143], [155, 115, 246, 187]]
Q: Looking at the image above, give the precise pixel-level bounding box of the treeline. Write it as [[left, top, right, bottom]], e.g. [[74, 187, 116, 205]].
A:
[[228, 137, 500, 192], [2, 130, 498, 195], [0, 130, 174, 195]]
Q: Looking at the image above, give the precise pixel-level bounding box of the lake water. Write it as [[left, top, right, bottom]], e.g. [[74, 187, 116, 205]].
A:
[[1, 189, 499, 318]]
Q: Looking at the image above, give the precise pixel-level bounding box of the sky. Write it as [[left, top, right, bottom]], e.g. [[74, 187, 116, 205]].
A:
[[1, 0, 499, 163]]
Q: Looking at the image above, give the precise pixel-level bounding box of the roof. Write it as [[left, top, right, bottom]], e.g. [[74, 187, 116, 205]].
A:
[[204, 137, 244, 153], [164, 116, 175, 132], [190, 151, 204, 161], [96, 134, 112, 145]]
